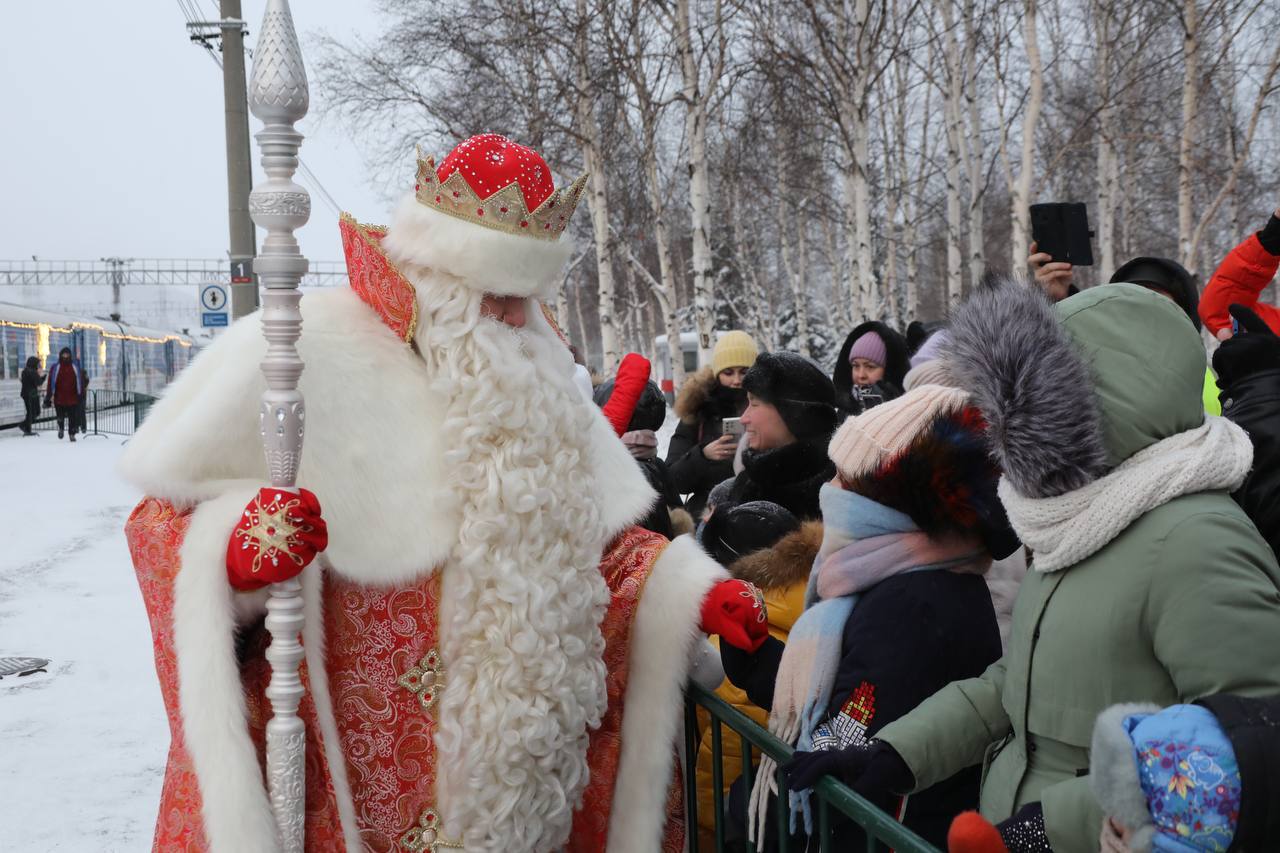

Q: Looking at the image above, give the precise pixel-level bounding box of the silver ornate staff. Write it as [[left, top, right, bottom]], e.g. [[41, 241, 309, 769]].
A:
[[248, 0, 310, 849]]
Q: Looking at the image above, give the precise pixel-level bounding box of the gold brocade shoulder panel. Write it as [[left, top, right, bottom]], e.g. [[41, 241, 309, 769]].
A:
[[339, 213, 420, 345]]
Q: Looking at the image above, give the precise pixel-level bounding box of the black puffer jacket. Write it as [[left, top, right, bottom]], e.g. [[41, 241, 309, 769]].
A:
[[594, 377, 684, 538], [666, 368, 748, 518], [1214, 304, 1280, 559], [1219, 368, 1280, 558], [722, 438, 834, 520], [832, 321, 910, 419], [723, 572, 1001, 846]]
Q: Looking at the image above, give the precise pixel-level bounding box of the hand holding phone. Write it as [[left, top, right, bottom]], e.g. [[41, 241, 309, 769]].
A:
[[1029, 241, 1076, 302]]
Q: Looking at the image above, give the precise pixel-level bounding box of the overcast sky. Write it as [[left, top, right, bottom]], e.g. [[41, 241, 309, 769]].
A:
[[0, 1, 397, 265]]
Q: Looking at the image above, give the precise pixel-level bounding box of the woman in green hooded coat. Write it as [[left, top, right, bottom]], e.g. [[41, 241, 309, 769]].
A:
[[785, 280, 1280, 852]]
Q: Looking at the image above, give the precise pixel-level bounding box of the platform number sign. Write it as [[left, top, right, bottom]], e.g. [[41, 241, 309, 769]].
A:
[[201, 284, 229, 328]]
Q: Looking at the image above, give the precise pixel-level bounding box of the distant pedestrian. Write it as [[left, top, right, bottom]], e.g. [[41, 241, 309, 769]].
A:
[[19, 356, 44, 436], [45, 347, 88, 442]]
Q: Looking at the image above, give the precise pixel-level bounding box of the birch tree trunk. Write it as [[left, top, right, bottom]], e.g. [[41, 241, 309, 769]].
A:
[[1093, 0, 1119, 272], [1177, 0, 1200, 269], [674, 0, 719, 365], [575, 0, 618, 373], [940, 0, 965, 306], [1009, 0, 1044, 273], [962, 0, 986, 286]]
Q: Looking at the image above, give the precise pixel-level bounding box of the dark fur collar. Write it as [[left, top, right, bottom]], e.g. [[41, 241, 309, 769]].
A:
[[729, 521, 823, 590], [674, 368, 745, 424], [733, 440, 835, 519], [944, 277, 1109, 498]]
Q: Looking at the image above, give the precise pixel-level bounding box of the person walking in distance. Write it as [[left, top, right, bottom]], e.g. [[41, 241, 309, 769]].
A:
[[19, 356, 44, 436], [44, 347, 87, 442]]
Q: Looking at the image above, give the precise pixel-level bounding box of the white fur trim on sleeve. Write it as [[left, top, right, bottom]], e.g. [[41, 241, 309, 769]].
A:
[[606, 535, 728, 853], [1089, 703, 1161, 853], [174, 488, 281, 853], [381, 194, 572, 300]]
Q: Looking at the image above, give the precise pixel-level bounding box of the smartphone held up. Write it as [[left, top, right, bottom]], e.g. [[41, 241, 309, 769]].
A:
[[1030, 202, 1095, 267]]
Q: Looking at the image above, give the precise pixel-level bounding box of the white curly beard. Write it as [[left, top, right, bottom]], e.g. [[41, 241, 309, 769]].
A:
[[411, 269, 613, 852]]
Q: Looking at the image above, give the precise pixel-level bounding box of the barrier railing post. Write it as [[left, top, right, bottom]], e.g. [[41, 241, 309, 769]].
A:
[[711, 718, 725, 853], [685, 683, 939, 853], [684, 696, 701, 853]]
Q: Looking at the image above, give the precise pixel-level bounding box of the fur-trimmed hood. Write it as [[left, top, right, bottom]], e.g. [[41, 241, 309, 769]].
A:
[[675, 367, 745, 425], [727, 520, 823, 591], [944, 279, 1207, 499], [833, 321, 910, 402]]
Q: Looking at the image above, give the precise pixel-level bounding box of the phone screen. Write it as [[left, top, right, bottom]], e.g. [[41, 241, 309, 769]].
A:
[[1030, 202, 1095, 266]]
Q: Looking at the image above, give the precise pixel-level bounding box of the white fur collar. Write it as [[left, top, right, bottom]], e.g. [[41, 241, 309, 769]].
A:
[[118, 286, 655, 585]]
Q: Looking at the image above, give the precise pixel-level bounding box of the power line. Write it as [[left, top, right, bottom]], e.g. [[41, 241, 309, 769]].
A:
[[180, 2, 344, 218]]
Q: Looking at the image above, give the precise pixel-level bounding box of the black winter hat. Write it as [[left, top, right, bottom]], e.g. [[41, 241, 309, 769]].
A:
[[1110, 256, 1201, 331], [592, 378, 668, 433], [743, 352, 837, 441], [701, 500, 801, 567], [905, 320, 944, 357]]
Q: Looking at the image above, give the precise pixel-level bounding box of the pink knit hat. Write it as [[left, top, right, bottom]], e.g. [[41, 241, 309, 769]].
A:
[[848, 331, 887, 367], [828, 384, 971, 482]]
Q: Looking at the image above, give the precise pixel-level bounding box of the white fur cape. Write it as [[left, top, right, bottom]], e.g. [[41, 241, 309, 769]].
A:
[[119, 286, 726, 852]]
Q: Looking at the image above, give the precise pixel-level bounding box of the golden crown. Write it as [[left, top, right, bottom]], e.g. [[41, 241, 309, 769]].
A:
[[414, 150, 587, 242]]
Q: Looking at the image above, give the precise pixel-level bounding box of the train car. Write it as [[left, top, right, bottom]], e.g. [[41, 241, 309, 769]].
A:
[[0, 302, 195, 428], [652, 332, 703, 398]]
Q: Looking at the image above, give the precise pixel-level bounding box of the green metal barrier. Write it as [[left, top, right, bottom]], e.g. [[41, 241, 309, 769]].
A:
[[684, 682, 941, 853]]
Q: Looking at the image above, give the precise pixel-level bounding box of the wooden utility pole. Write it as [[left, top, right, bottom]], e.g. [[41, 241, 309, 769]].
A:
[[221, 0, 259, 319]]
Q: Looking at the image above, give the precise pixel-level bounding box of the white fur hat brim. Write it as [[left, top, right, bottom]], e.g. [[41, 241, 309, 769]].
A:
[[381, 193, 573, 300]]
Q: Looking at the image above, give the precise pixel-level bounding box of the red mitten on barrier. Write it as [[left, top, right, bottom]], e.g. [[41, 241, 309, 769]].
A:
[[226, 488, 329, 591], [947, 811, 1009, 853], [700, 579, 769, 652], [601, 353, 652, 437]]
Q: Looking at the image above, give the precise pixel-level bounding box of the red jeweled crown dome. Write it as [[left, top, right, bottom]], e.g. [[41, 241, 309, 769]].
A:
[[339, 134, 587, 339], [415, 134, 586, 240]]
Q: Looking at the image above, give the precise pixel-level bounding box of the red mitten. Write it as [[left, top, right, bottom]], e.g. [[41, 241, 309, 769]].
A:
[[947, 811, 1008, 853], [700, 579, 769, 652], [601, 353, 652, 437], [226, 488, 329, 591]]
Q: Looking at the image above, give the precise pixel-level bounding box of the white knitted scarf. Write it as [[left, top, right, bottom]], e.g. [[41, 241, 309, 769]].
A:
[[999, 416, 1254, 573]]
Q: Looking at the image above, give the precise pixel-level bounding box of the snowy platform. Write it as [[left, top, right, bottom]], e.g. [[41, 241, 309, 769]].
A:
[[0, 431, 164, 850]]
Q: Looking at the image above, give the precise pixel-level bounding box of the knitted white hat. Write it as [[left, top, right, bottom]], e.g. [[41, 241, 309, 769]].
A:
[[828, 384, 971, 482]]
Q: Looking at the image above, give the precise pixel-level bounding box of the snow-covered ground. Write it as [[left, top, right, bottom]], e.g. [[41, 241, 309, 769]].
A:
[[0, 431, 164, 851]]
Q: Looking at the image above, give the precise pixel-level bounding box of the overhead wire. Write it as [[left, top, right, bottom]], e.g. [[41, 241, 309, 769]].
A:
[[179, 0, 345, 217]]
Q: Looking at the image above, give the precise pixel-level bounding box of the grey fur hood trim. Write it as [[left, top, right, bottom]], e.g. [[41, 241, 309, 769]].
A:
[[944, 277, 1110, 498], [1090, 703, 1161, 853]]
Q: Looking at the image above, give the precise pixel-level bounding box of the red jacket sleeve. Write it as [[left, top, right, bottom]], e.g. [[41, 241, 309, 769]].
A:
[[601, 353, 651, 437], [1199, 234, 1280, 335]]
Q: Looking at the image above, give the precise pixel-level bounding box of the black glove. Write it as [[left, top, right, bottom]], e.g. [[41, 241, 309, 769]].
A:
[[782, 739, 914, 799], [1213, 304, 1280, 389], [996, 802, 1052, 853]]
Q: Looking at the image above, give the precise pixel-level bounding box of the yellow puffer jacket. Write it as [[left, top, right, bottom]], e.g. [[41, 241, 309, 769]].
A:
[[694, 521, 823, 847]]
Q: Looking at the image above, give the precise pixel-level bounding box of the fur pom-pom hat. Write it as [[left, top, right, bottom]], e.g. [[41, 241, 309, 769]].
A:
[[829, 385, 1016, 555]]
